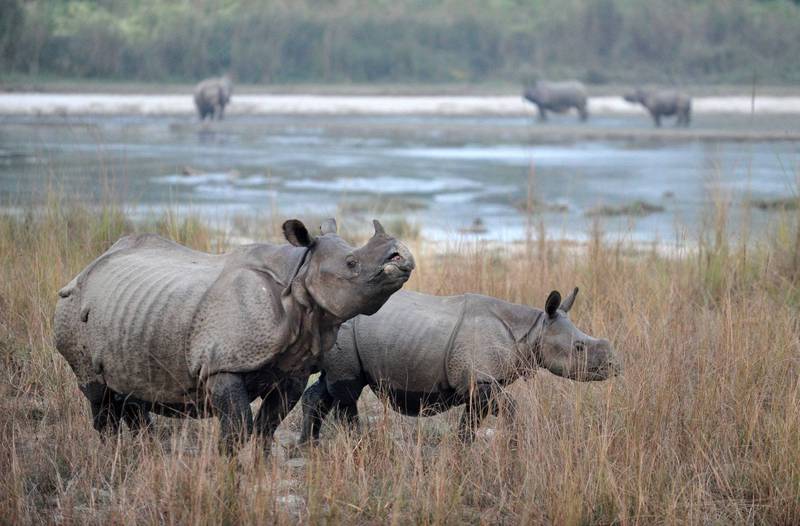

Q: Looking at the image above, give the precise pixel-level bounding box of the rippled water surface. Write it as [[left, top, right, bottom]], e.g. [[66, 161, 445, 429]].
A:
[[1, 113, 798, 242]]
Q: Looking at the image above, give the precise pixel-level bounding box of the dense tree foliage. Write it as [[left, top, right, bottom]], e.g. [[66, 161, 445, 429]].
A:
[[2, 0, 800, 84]]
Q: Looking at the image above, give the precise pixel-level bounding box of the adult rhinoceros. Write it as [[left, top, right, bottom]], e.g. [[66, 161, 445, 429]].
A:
[[300, 288, 619, 444], [623, 88, 691, 127], [54, 219, 414, 453], [523, 81, 589, 122], [194, 75, 233, 121]]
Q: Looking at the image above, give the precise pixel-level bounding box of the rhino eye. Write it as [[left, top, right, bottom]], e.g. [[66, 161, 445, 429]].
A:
[[346, 257, 358, 269]]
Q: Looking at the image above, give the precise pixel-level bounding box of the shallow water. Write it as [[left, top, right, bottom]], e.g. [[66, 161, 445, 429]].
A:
[[1, 113, 798, 242]]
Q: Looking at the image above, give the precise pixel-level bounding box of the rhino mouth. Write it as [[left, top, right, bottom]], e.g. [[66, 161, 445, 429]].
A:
[[381, 260, 413, 280], [573, 362, 622, 382], [380, 246, 415, 275], [365, 259, 412, 287]]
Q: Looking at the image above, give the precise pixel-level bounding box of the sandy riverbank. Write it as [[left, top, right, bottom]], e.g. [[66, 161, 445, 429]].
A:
[[3, 93, 800, 117]]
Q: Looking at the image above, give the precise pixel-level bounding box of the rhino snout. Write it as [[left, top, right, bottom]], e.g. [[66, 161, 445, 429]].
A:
[[590, 338, 621, 379], [381, 242, 415, 277]]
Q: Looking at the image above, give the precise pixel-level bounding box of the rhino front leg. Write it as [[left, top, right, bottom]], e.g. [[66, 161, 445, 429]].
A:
[[457, 382, 495, 444], [651, 111, 662, 128], [491, 390, 517, 421], [299, 375, 334, 444], [536, 105, 548, 122], [491, 390, 519, 449], [577, 104, 589, 122], [253, 377, 306, 454], [207, 373, 253, 454]]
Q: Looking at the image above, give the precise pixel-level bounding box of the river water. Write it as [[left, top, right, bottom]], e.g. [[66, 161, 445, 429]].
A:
[[1, 106, 798, 243]]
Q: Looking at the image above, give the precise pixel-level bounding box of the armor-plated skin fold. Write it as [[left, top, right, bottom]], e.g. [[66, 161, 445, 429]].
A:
[[54, 219, 414, 453], [300, 288, 620, 444]]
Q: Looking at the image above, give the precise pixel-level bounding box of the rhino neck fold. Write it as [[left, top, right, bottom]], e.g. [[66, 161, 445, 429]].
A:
[[518, 310, 546, 379], [278, 254, 343, 372]]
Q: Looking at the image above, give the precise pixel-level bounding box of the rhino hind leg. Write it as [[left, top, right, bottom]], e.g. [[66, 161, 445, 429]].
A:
[[118, 395, 153, 433], [329, 398, 360, 435], [578, 104, 589, 121], [328, 378, 364, 431], [299, 375, 335, 444], [80, 381, 122, 435]]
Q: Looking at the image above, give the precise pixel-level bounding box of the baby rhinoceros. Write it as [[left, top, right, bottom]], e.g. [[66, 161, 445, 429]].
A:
[[54, 218, 414, 453], [300, 288, 620, 444]]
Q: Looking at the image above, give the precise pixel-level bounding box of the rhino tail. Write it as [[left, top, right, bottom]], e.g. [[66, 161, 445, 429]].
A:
[[58, 282, 75, 298]]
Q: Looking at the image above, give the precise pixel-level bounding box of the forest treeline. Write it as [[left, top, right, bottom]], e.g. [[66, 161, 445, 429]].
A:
[[1, 0, 799, 85]]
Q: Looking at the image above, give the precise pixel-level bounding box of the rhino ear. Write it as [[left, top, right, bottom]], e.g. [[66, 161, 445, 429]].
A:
[[283, 219, 315, 247], [559, 287, 579, 313], [319, 218, 338, 235], [372, 219, 386, 236], [545, 290, 561, 319]]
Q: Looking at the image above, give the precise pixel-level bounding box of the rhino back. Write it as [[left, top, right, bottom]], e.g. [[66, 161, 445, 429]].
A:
[[80, 235, 225, 401], [647, 91, 690, 114], [540, 81, 587, 106], [350, 290, 466, 393]]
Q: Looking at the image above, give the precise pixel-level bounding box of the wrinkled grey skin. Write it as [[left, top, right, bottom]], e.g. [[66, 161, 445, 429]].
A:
[[300, 287, 619, 444], [623, 88, 691, 127], [54, 218, 414, 453], [523, 81, 589, 122], [194, 75, 233, 120]]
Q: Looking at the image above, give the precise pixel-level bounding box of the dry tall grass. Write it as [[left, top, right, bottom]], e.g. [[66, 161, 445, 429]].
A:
[[1, 196, 799, 525]]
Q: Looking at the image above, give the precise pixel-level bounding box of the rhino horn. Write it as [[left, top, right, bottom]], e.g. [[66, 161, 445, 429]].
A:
[[545, 290, 561, 318], [559, 287, 579, 313], [372, 219, 386, 236], [320, 218, 338, 235]]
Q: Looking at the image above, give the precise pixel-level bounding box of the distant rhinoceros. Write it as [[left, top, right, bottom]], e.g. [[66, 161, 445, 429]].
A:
[[623, 88, 691, 127], [54, 219, 414, 453], [523, 81, 589, 122], [194, 75, 233, 120], [299, 287, 620, 444]]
